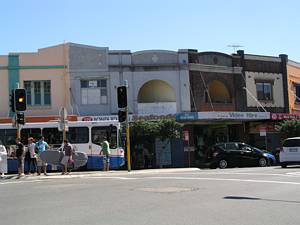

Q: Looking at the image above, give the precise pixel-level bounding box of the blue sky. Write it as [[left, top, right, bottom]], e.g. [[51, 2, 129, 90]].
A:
[[1, 0, 300, 61]]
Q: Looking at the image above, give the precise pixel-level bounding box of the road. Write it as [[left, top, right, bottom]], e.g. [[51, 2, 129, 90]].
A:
[[1, 166, 300, 225]]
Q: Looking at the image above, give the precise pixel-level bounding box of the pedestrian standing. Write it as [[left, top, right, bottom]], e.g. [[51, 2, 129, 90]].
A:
[[15, 138, 25, 178], [100, 137, 110, 171], [35, 136, 49, 175], [27, 137, 37, 174], [0, 144, 8, 178], [60, 140, 74, 175]]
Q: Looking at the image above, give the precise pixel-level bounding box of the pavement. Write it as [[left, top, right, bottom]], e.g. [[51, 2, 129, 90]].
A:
[[2, 166, 300, 225]]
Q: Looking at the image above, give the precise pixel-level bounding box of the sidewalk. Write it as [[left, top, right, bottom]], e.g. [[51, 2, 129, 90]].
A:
[[1, 168, 200, 180]]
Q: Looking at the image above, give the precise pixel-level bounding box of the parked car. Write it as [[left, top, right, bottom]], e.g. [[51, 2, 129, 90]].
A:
[[208, 142, 276, 169], [280, 137, 300, 168]]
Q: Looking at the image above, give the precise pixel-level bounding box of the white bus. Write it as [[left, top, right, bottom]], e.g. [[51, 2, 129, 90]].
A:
[[0, 120, 125, 172]]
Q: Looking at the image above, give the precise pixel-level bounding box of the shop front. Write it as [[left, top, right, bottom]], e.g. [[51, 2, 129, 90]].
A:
[[176, 112, 270, 167]]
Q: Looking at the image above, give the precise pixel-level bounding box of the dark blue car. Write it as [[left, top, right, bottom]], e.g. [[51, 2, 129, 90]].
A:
[[208, 142, 276, 169]]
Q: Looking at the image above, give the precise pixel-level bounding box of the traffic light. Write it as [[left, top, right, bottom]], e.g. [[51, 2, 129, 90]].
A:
[[16, 112, 25, 125], [10, 90, 15, 112], [14, 88, 27, 111], [118, 110, 126, 123], [117, 86, 127, 108]]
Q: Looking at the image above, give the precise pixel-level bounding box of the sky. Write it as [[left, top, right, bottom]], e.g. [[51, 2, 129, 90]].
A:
[[1, 0, 300, 61]]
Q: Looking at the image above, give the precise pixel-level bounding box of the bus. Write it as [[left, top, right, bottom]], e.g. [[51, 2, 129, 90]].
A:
[[0, 120, 125, 172]]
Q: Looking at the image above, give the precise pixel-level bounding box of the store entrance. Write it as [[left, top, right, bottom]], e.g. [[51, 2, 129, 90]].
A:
[[192, 123, 244, 165]]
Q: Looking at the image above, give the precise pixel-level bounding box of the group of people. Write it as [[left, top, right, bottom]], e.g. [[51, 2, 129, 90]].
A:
[[0, 136, 111, 178], [16, 136, 50, 177]]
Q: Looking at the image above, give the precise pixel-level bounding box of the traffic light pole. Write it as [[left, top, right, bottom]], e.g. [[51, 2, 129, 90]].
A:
[[126, 107, 131, 172], [16, 113, 21, 139]]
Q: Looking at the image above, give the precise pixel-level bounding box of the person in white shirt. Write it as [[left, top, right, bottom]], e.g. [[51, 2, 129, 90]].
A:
[[27, 137, 37, 174], [0, 144, 8, 178]]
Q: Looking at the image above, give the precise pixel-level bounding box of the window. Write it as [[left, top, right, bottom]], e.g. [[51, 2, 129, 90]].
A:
[[256, 82, 273, 101], [91, 126, 117, 149], [20, 128, 42, 145], [24, 80, 51, 106], [0, 129, 17, 146], [81, 79, 108, 105], [42, 128, 63, 146], [67, 127, 89, 144], [295, 84, 300, 103], [225, 143, 238, 150]]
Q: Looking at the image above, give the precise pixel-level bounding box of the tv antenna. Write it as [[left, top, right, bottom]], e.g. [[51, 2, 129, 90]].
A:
[[227, 44, 243, 53]]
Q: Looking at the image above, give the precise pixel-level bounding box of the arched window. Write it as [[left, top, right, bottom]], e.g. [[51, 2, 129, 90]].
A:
[[206, 80, 231, 103], [138, 80, 176, 103]]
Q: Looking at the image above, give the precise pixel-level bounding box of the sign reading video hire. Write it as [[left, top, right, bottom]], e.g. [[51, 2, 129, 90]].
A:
[[197, 112, 270, 120]]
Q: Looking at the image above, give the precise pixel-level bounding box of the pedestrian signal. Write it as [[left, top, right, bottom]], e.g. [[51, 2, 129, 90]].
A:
[[16, 112, 25, 125], [118, 110, 126, 123]]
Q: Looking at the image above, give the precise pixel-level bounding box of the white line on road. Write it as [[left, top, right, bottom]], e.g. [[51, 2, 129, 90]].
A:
[[84, 176, 138, 180], [0, 180, 45, 185], [147, 176, 300, 185]]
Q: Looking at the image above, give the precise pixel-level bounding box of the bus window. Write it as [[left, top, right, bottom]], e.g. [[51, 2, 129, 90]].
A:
[[0, 129, 17, 146], [92, 126, 117, 149], [67, 127, 89, 144], [21, 128, 42, 144], [42, 128, 63, 146]]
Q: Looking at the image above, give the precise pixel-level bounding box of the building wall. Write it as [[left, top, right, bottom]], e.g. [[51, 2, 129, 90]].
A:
[[0, 56, 9, 117], [69, 44, 190, 116], [245, 71, 284, 108], [0, 44, 69, 118], [287, 61, 300, 113]]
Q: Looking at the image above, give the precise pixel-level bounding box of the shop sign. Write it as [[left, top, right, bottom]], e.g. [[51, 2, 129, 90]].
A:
[[79, 114, 176, 122], [78, 115, 118, 122], [271, 113, 300, 120], [88, 80, 98, 88], [176, 112, 198, 121], [197, 112, 270, 120]]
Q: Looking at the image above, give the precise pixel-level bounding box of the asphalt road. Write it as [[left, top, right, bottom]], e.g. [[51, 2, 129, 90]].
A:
[[1, 167, 300, 225]]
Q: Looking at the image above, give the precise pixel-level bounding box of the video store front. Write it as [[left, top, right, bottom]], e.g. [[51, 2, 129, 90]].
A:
[[176, 112, 270, 166]]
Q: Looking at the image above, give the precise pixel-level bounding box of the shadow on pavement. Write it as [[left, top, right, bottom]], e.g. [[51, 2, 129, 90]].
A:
[[224, 196, 300, 204]]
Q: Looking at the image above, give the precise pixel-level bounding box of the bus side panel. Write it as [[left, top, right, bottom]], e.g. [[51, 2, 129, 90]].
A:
[[86, 155, 125, 170]]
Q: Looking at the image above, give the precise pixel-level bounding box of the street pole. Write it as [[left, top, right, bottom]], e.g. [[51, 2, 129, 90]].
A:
[[123, 80, 131, 172], [16, 114, 21, 139], [126, 107, 131, 172]]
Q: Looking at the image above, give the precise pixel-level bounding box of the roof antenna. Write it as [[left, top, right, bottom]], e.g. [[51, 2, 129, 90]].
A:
[[227, 44, 243, 53]]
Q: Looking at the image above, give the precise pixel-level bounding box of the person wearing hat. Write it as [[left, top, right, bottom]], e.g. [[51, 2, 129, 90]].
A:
[[27, 137, 37, 174]]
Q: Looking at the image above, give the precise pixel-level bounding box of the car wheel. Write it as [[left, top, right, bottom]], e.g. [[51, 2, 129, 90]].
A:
[[258, 158, 267, 167], [218, 159, 228, 169], [281, 163, 287, 168]]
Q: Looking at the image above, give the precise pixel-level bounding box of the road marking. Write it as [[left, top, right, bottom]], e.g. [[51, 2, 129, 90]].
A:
[[84, 176, 137, 180], [152, 171, 300, 178], [147, 176, 300, 185], [0, 179, 45, 185]]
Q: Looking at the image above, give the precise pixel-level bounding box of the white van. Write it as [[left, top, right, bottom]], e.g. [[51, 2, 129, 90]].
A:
[[280, 137, 300, 168]]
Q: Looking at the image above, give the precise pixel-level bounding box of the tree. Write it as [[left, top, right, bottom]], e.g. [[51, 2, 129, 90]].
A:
[[130, 118, 182, 145], [276, 120, 300, 139]]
